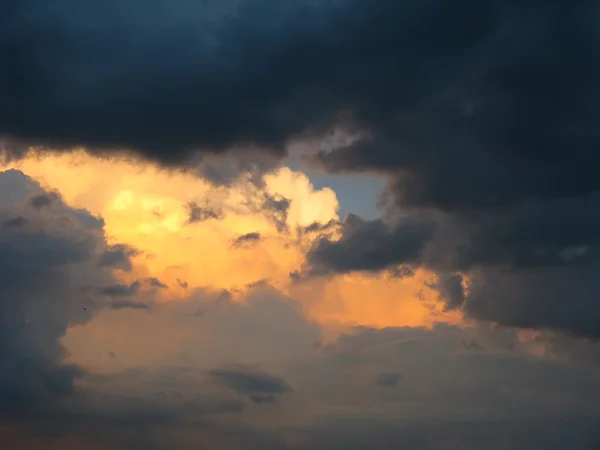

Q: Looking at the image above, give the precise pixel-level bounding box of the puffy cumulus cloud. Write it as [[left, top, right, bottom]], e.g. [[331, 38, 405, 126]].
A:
[[4, 153, 451, 330], [4, 153, 328, 293], [0, 169, 130, 423]]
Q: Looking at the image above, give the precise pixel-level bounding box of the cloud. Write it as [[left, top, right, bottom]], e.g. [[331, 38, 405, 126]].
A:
[[97, 244, 140, 271], [109, 300, 151, 311], [0, 0, 595, 207], [101, 281, 141, 298], [185, 201, 224, 225], [248, 394, 277, 405], [434, 273, 466, 312], [3, 216, 27, 228], [232, 232, 262, 248], [53, 311, 600, 449], [0, 198, 599, 450], [147, 277, 168, 289], [0, 158, 375, 334], [304, 193, 600, 338], [29, 192, 59, 210], [305, 213, 437, 275], [261, 193, 291, 233], [3, 153, 459, 334], [375, 371, 402, 387], [5, 0, 582, 342], [0, 169, 124, 419], [208, 365, 292, 400]]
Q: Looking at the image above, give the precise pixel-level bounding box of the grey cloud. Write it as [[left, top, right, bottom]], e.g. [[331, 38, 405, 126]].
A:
[[375, 371, 402, 387], [245, 278, 270, 290], [0, 0, 593, 196], [109, 299, 152, 311], [461, 338, 485, 351], [433, 195, 600, 338], [434, 273, 466, 311], [97, 244, 140, 271], [387, 265, 416, 279], [301, 417, 600, 450], [321, 324, 600, 419], [3, 216, 27, 227], [101, 281, 141, 298], [306, 213, 437, 275], [147, 278, 168, 289], [261, 193, 290, 233], [248, 394, 277, 404], [4, 275, 600, 449], [0, 170, 122, 418], [207, 365, 292, 396], [232, 232, 262, 248], [29, 192, 59, 210], [185, 201, 224, 225], [461, 264, 600, 339], [303, 219, 338, 234], [304, 193, 600, 338], [127, 323, 600, 449]]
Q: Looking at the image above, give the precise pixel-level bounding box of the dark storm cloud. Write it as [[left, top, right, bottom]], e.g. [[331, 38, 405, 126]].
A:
[[0, 0, 594, 188], [185, 201, 224, 225], [434, 273, 466, 311], [232, 232, 262, 248], [311, 1, 600, 212], [101, 281, 142, 298], [306, 213, 437, 275], [293, 0, 600, 341], [208, 365, 291, 397], [0, 170, 121, 416], [97, 243, 140, 271]]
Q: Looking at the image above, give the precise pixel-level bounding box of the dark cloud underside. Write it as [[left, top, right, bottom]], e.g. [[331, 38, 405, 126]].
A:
[[0, 0, 595, 183]]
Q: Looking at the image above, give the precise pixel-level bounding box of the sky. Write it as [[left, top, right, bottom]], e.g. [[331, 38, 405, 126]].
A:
[[1, 1, 600, 449]]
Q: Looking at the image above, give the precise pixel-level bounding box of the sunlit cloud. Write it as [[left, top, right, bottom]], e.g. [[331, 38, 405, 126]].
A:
[[3, 152, 455, 332]]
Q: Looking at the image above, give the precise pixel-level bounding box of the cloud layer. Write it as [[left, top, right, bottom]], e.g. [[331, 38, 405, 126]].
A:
[[1, 165, 600, 449], [2, 1, 600, 447], [2, 1, 597, 173]]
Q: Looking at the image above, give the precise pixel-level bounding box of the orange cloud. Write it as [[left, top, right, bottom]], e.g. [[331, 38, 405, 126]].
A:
[[4, 152, 457, 331]]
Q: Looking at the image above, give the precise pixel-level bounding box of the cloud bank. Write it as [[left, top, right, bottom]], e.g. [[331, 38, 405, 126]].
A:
[[2, 0, 600, 447]]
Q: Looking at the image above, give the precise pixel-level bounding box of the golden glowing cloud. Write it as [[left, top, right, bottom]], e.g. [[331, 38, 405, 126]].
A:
[[4, 152, 457, 330]]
